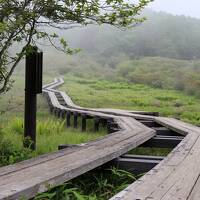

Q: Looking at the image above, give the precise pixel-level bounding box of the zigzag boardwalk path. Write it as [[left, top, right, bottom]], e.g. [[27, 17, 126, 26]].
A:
[[0, 78, 199, 200]]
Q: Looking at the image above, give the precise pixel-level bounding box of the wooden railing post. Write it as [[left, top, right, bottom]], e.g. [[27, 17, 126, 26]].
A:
[[66, 111, 71, 127], [24, 47, 43, 150], [81, 114, 87, 132], [94, 117, 100, 132], [74, 112, 78, 128]]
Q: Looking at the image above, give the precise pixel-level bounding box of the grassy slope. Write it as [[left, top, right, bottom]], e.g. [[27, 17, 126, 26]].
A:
[[61, 75, 200, 126]]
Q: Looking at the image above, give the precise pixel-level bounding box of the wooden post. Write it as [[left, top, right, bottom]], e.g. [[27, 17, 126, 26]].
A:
[[107, 118, 114, 133], [59, 110, 63, 119], [62, 111, 67, 119], [94, 117, 100, 132], [49, 105, 54, 113], [101, 119, 107, 127], [57, 109, 61, 118], [81, 114, 86, 132], [66, 111, 71, 127], [24, 47, 43, 150], [54, 108, 58, 116], [74, 112, 78, 128]]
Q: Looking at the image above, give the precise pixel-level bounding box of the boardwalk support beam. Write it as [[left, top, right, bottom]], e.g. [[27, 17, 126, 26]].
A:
[[74, 112, 78, 128], [82, 114, 87, 132], [66, 111, 71, 127], [111, 154, 164, 174], [94, 117, 100, 132], [140, 136, 183, 148]]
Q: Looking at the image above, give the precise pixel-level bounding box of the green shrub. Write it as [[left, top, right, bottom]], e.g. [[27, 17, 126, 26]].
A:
[[34, 167, 138, 200], [0, 129, 32, 166]]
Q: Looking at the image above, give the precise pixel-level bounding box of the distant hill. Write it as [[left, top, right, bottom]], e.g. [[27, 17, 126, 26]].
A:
[[58, 9, 200, 60], [15, 9, 200, 98]]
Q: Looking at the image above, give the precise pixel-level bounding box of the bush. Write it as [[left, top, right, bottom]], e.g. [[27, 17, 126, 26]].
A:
[[0, 129, 32, 166]]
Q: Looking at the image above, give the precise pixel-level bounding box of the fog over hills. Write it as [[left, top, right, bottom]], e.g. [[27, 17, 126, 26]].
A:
[[16, 9, 200, 80], [148, 0, 200, 19], [13, 9, 200, 102], [41, 9, 200, 66]]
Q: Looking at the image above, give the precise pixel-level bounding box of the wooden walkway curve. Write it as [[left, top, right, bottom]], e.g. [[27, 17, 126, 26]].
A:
[[0, 77, 199, 200]]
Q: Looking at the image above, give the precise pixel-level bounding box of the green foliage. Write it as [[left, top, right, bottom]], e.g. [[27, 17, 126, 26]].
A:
[[0, 0, 152, 94], [0, 116, 106, 166], [34, 167, 138, 200], [116, 57, 200, 97], [0, 128, 33, 166], [61, 75, 200, 126], [74, 10, 200, 60], [37, 120, 65, 135], [9, 118, 24, 134]]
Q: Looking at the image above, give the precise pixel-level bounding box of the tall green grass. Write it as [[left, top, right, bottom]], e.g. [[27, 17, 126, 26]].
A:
[[0, 117, 106, 166]]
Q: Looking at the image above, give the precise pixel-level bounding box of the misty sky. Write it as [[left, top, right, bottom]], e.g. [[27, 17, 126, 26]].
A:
[[148, 0, 200, 19]]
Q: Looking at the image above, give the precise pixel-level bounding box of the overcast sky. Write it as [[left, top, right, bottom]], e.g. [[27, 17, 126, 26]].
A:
[[148, 0, 200, 19]]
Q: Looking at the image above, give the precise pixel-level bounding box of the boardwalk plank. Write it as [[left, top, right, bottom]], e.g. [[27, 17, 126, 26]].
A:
[[0, 117, 155, 199], [110, 119, 200, 200], [1, 78, 199, 200]]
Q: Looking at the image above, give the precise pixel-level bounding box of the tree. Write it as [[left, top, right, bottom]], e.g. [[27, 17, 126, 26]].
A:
[[0, 0, 153, 93]]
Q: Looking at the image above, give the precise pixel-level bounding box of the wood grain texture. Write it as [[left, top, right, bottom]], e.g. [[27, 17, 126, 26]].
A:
[[1, 78, 198, 200], [110, 119, 200, 200], [0, 118, 155, 199], [0, 79, 156, 200]]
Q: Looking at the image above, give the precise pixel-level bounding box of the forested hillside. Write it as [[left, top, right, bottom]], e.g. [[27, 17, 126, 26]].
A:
[[65, 10, 200, 60], [16, 10, 200, 97], [34, 10, 198, 96]]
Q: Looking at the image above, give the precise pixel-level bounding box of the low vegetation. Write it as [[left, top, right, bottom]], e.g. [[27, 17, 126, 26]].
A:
[[0, 70, 198, 198], [34, 167, 140, 200], [61, 75, 200, 126], [0, 75, 107, 166], [0, 117, 106, 166], [116, 57, 200, 97]]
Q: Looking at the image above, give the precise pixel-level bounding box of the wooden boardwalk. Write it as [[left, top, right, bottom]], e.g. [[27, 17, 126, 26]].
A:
[[0, 78, 199, 200], [111, 118, 200, 200]]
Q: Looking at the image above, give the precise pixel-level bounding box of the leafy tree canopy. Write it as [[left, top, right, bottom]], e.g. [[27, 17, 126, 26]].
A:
[[0, 0, 152, 93]]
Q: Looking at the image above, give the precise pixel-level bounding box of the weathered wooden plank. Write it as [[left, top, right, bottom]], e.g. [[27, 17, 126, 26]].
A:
[[153, 127, 182, 136], [138, 120, 162, 127], [0, 118, 155, 199], [140, 135, 183, 148], [155, 117, 198, 136], [43, 78, 200, 200], [73, 112, 78, 128], [81, 114, 87, 132], [94, 117, 100, 132], [111, 155, 164, 174], [110, 120, 200, 200], [66, 111, 71, 127]]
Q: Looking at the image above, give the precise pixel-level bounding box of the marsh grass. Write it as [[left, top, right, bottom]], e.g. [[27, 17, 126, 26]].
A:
[[61, 75, 200, 126], [0, 74, 199, 198], [0, 117, 106, 166], [34, 167, 139, 200]]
